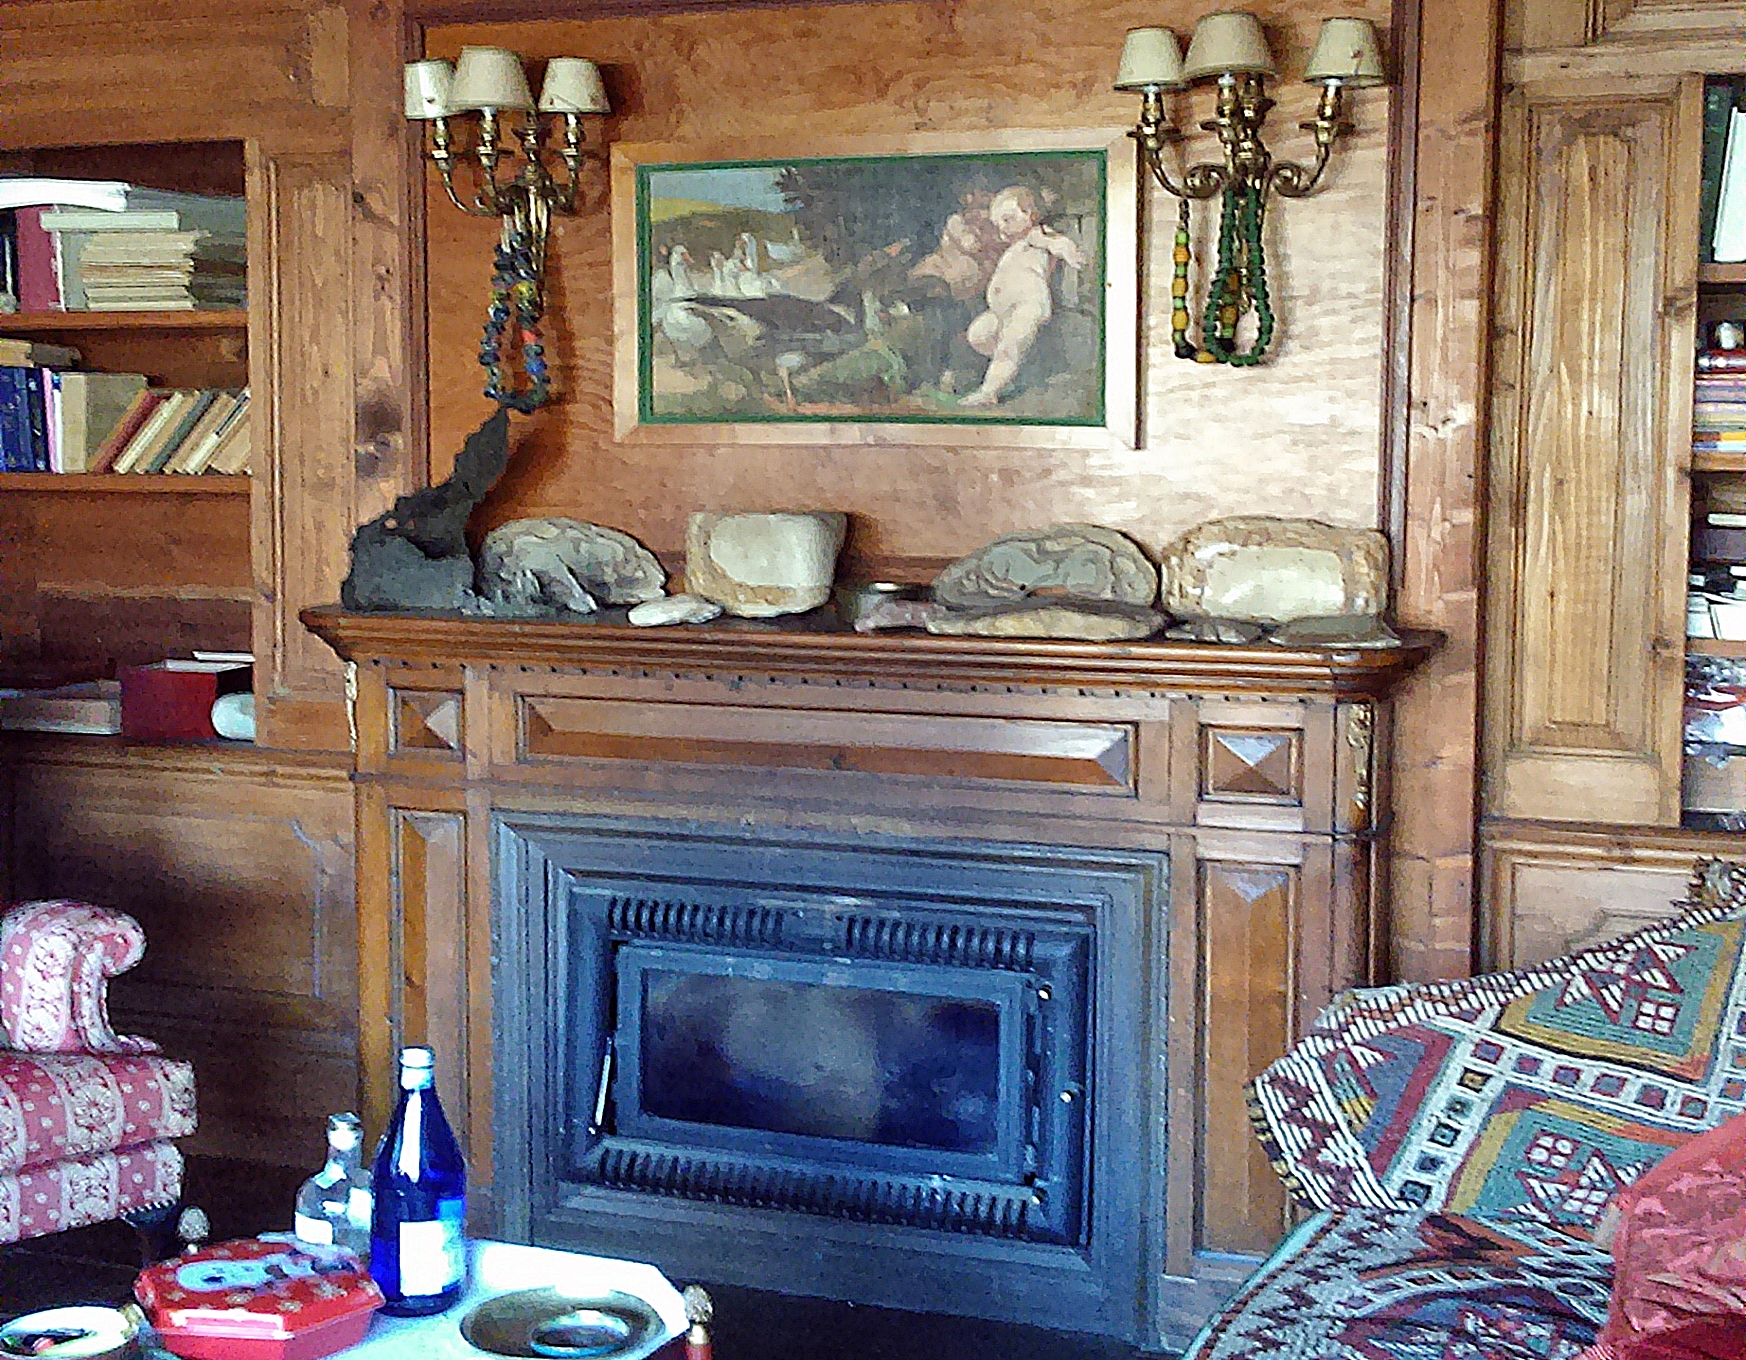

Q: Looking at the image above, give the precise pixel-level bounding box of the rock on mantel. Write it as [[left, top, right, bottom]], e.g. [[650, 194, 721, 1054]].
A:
[[301, 606, 1438, 700]]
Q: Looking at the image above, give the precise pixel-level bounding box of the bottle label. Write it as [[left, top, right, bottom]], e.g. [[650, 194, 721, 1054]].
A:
[[293, 1212, 334, 1246], [346, 1186, 373, 1229], [397, 1197, 464, 1297]]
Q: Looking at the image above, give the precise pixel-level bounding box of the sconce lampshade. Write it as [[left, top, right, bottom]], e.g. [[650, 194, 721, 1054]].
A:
[[403, 59, 454, 120], [448, 45, 535, 112], [538, 57, 611, 114], [1114, 27, 1185, 90], [1181, 11, 1277, 82], [1302, 17, 1386, 86]]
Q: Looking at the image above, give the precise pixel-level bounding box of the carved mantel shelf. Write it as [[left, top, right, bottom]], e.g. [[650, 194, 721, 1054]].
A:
[[301, 606, 1440, 699]]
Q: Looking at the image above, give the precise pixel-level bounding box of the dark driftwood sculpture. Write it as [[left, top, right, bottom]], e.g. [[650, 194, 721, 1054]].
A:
[[340, 407, 511, 611]]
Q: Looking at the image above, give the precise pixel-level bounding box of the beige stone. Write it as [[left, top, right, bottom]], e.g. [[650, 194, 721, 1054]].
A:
[[685, 511, 847, 618], [923, 600, 1164, 641], [1267, 614, 1402, 649], [1159, 517, 1388, 624]]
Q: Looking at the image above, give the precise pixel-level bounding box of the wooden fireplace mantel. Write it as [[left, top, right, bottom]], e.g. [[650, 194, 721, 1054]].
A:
[[304, 605, 1436, 1349], [301, 607, 1439, 698]]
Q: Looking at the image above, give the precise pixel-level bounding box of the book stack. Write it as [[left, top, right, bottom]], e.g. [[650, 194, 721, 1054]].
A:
[[0, 340, 158, 474], [1695, 364, 1746, 461], [0, 177, 246, 312], [104, 387, 251, 475]]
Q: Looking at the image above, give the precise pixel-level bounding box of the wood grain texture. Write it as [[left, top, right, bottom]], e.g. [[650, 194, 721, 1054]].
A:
[[1385, 0, 1500, 982], [418, 0, 1393, 578], [0, 738, 356, 1164], [1478, 818, 1736, 967], [1484, 80, 1697, 827], [1196, 858, 1294, 1255], [0, 486, 253, 686], [253, 150, 358, 749]]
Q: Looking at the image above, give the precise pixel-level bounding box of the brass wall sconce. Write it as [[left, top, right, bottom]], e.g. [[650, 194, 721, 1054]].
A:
[[1115, 13, 1385, 366], [405, 47, 612, 410]]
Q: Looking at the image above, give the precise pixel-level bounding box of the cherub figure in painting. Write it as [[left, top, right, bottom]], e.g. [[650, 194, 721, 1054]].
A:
[[958, 185, 1086, 408]]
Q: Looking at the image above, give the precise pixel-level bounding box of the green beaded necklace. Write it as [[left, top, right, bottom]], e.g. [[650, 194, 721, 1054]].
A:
[[1170, 185, 1277, 367]]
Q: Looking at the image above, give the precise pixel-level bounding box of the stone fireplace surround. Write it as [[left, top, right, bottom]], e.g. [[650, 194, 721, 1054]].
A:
[[304, 608, 1433, 1351]]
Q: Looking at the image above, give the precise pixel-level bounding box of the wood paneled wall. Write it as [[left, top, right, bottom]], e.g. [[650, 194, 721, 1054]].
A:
[[421, 0, 1394, 574], [1, 741, 356, 1166]]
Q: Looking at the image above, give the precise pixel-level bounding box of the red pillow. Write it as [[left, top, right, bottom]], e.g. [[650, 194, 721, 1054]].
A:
[[1586, 1112, 1746, 1360]]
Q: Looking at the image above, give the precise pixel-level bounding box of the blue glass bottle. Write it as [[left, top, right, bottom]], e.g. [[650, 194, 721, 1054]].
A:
[[369, 1046, 467, 1316]]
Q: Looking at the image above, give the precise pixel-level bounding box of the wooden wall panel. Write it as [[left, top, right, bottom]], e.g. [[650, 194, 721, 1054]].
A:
[[1195, 857, 1294, 1256], [2, 745, 356, 1166], [1480, 822, 1711, 968], [254, 150, 358, 751], [1484, 81, 1699, 827], [420, 0, 1393, 578]]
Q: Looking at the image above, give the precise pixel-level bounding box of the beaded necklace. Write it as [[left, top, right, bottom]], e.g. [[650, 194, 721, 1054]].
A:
[[1171, 185, 1276, 367], [479, 221, 550, 412]]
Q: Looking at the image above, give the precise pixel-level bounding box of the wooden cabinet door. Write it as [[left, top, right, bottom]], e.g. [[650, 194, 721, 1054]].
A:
[[1484, 76, 1701, 825]]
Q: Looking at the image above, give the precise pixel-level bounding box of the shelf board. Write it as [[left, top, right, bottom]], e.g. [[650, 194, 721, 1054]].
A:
[[0, 310, 245, 333], [1689, 638, 1746, 658], [0, 472, 249, 493], [1700, 263, 1746, 286], [1693, 450, 1746, 473]]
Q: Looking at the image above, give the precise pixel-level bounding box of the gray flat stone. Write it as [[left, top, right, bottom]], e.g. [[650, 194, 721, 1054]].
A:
[[933, 524, 1158, 610], [477, 518, 667, 617], [628, 594, 724, 627], [923, 599, 1164, 641]]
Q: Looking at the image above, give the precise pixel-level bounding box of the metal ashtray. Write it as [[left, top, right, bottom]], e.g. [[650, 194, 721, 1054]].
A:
[[0, 1306, 138, 1360], [460, 1288, 666, 1360]]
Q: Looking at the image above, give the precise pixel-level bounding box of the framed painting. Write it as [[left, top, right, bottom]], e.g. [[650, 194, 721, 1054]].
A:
[[611, 129, 1137, 448]]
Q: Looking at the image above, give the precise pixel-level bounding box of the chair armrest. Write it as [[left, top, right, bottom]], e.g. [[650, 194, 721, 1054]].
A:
[[0, 900, 158, 1054]]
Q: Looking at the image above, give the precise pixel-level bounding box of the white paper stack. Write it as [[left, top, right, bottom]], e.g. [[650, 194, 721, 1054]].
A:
[[1715, 107, 1746, 264]]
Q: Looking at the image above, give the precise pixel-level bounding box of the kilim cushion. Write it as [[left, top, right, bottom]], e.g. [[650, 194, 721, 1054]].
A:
[[1247, 860, 1746, 1242]]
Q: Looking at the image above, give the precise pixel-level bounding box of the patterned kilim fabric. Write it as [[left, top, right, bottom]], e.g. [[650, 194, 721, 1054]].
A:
[[1185, 1207, 1613, 1360], [1180, 860, 1746, 1360], [1249, 860, 1746, 1234]]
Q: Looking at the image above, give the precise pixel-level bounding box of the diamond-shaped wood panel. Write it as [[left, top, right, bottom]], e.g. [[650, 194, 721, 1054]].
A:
[[391, 689, 462, 755], [1201, 728, 1300, 804]]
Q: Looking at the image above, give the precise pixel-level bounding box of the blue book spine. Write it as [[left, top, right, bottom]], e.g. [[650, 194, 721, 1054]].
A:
[[24, 366, 48, 471], [0, 366, 29, 472]]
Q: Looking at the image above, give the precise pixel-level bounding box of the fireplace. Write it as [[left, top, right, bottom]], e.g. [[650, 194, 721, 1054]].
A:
[[492, 814, 1161, 1336], [304, 608, 1430, 1348]]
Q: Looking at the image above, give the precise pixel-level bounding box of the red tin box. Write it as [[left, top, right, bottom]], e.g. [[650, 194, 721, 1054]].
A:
[[136, 1236, 383, 1360], [118, 660, 250, 741]]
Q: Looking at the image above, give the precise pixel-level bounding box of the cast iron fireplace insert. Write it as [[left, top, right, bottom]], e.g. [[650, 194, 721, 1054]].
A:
[[492, 813, 1165, 1340]]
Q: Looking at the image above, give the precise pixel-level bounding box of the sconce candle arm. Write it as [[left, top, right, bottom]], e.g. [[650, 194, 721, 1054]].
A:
[[1130, 87, 1224, 201], [1268, 82, 1350, 199]]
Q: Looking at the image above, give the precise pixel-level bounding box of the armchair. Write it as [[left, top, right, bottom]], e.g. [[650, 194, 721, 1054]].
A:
[[0, 900, 195, 1245], [1183, 859, 1746, 1360]]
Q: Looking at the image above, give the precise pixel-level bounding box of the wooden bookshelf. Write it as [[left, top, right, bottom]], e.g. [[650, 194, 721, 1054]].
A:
[[1688, 638, 1746, 659], [0, 310, 245, 333], [0, 472, 248, 493], [1693, 449, 1746, 473], [1699, 263, 1746, 286]]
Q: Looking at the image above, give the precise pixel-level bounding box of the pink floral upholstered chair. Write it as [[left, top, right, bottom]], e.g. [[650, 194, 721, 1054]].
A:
[[0, 900, 195, 1245]]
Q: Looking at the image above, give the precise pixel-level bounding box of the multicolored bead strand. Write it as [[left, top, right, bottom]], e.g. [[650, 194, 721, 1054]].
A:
[[1171, 197, 1198, 361], [479, 221, 551, 413]]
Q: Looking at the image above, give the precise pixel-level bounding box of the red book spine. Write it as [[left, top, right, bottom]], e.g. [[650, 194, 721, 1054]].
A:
[[13, 207, 60, 312]]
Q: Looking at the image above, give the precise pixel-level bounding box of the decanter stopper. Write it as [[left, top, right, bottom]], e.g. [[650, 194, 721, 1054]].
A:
[[682, 1284, 713, 1360]]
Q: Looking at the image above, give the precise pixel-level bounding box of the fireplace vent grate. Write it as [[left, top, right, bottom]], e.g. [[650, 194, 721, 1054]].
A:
[[840, 914, 1036, 970], [595, 1141, 1035, 1237], [606, 895, 784, 946]]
